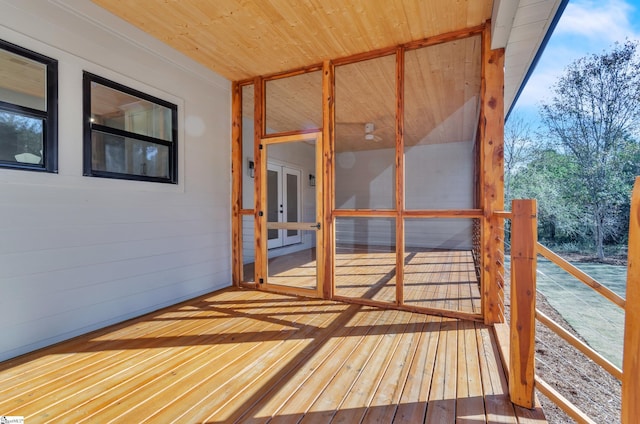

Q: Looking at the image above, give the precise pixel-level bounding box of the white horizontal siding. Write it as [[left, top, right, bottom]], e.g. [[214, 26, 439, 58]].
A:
[[0, 1, 231, 361]]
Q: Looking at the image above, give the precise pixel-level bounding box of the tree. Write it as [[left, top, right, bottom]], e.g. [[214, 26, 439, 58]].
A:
[[504, 112, 536, 203], [540, 41, 640, 259], [510, 149, 586, 244]]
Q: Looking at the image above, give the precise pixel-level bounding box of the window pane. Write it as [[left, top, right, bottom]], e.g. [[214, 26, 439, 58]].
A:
[[286, 172, 298, 237], [0, 48, 47, 111], [267, 168, 279, 241], [91, 83, 173, 142], [91, 131, 169, 178], [0, 111, 44, 164]]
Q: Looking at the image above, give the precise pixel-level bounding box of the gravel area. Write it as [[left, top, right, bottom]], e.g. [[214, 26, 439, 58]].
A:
[[504, 277, 622, 423]]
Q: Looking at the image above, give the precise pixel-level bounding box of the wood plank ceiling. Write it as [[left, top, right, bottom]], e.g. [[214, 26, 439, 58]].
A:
[[92, 0, 493, 151], [92, 0, 493, 81]]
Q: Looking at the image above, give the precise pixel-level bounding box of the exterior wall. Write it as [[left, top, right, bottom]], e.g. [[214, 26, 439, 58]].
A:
[[0, 0, 231, 361], [335, 140, 474, 249]]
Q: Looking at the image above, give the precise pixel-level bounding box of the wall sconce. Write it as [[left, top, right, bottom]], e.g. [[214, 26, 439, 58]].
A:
[[248, 160, 255, 178], [309, 174, 315, 187]]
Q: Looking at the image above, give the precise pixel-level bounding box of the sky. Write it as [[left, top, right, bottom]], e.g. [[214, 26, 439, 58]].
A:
[[510, 0, 640, 126]]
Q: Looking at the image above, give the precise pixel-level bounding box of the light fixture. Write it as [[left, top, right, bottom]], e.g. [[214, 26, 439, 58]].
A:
[[364, 122, 382, 142], [248, 159, 255, 178], [309, 174, 315, 187]]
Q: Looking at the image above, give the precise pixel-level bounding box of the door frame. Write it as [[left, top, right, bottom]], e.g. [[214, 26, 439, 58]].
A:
[[257, 131, 324, 298]]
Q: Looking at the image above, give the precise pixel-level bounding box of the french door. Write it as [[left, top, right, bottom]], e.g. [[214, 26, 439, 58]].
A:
[[267, 163, 302, 249], [259, 132, 323, 297]]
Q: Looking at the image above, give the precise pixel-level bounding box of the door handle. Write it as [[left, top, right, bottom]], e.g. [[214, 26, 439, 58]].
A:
[[311, 223, 321, 229]]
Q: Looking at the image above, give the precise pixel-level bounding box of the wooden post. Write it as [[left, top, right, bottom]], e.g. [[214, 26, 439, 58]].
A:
[[509, 199, 537, 408], [231, 81, 242, 286], [480, 23, 506, 324], [395, 47, 405, 306], [622, 176, 640, 423], [322, 60, 334, 299], [253, 76, 265, 288]]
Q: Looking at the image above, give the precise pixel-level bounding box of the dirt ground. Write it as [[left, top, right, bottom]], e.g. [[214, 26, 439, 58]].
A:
[[504, 275, 622, 423]]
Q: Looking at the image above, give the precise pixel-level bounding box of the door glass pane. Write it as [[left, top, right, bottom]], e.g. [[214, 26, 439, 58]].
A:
[[267, 168, 279, 241], [268, 230, 316, 290], [286, 172, 298, 237]]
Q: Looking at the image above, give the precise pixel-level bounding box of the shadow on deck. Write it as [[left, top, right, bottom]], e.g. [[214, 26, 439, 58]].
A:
[[0, 288, 546, 423]]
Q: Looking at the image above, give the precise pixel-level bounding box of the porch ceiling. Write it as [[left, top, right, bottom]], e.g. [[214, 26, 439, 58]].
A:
[[90, 0, 493, 81], [88, 0, 565, 137]]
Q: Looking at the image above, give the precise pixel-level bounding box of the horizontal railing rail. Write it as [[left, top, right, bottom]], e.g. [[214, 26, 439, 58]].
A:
[[536, 243, 625, 308]]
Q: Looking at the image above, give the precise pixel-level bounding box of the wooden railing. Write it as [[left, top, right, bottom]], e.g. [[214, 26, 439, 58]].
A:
[[497, 176, 640, 424]]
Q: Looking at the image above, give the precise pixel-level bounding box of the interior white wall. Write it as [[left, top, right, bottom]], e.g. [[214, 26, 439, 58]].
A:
[[0, 0, 231, 361], [335, 140, 474, 249]]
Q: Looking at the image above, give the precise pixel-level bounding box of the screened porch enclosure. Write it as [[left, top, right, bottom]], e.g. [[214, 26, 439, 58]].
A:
[[234, 25, 499, 322]]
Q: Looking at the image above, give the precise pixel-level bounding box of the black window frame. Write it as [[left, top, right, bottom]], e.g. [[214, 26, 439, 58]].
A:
[[83, 72, 178, 184], [0, 39, 58, 173]]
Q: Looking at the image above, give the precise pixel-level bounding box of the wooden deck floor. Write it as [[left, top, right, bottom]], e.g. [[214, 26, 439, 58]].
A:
[[247, 247, 481, 317], [0, 289, 545, 423], [335, 247, 481, 315]]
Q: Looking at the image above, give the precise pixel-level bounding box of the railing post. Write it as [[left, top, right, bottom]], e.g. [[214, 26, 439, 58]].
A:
[[510, 199, 537, 408], [622, 177, 640, 424]]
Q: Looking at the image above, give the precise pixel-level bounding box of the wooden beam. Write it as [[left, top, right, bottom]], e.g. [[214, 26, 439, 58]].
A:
[[403, 24, 485, 51], [332, 209, 400, 218], [395, 47, 405, 307], [315, 131, 325, 299], [260, 128, 323, 141], [322, 60, 335, 299], [509, 199, 537, 408], [479, 24, 505, 324], [261, 63, 324, 82], [231, 81, 242, 286], [403, 209, 484, 218], [622, 176, 640, 424], [254, 76, 265, 288]]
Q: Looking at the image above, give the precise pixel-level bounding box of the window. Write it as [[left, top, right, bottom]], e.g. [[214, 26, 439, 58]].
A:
[[0, 39, 57, 172], [83, 72, 177, 183]]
